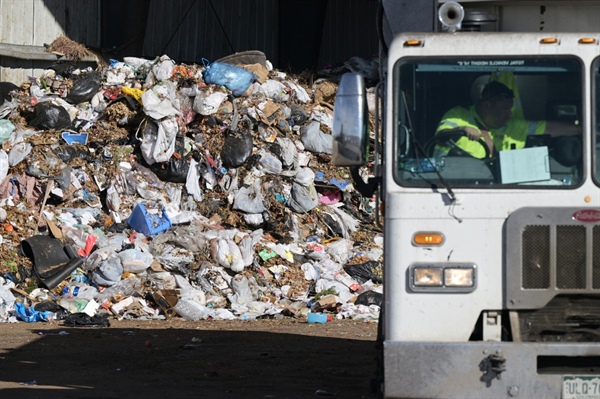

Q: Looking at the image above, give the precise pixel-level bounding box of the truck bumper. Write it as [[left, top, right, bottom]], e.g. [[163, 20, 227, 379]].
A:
[[384, 341, 600, 399]]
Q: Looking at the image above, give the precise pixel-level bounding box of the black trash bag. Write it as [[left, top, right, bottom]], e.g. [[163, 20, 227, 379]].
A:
[[0, 82, 18, 105], [344, 261, 383, 284], [355, 290, 383, 307], [149, 134, 189, 183], [221, 131, 252, 168], [4, 264, 32, 284], [49, 61, 85, 78], [321, 212, 344, 237], [34, 301, 70, 320], [64, 312, 110, 327], [29, 102, 72, 130], [66, 71, 102, 104]]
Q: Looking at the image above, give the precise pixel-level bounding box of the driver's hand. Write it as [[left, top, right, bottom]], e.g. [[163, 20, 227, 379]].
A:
[[464, 127, 482, 141]]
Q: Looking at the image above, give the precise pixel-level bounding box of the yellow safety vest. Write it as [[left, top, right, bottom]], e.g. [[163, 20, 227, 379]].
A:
[[435, 105, 547, 159]]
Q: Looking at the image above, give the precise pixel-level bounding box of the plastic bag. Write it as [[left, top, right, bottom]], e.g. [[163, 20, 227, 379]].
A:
[[288, 169, 318, 213], [233, 180, 266, 214], [259, 150, 282, 174], [193, 91, 228, 115], [152, 56, 176, 81], [142, 82, 182, 120], [92, 257, 123, 287], [325, 239, 353, 265], [29, 102, 72, 130], [66, 71, 102, 104], [0, 120, 15, 144], [301, 121, 333, 154], [277, 137, 297, 167], [204, 61, 256, 97], [15, 302, 54, 322], [150, 134, 189, 183], [229, 274, 256, 305], [354, 290, 383, 307], [141, 117, 178, 165], [0, 149, 8, 183], [221, 131, 252, 168], [95, 276, 141, 302], [8, 142, 31, 166], [185, 159, 204, 202], [212, 238, 244, 272], [0, 82, 18, 105], [117, 248, 153, 273], [344, 261, 383, 284]]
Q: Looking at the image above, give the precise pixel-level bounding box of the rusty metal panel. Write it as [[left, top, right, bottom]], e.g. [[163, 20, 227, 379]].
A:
[[143, 0, 279, 65]]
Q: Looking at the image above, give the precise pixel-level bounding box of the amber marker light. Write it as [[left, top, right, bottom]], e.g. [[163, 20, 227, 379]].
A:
[[404, 39, 423, 47], [413, 232, 444, 246], [579, 37, 597, 44], [540, 37, 559, 44]]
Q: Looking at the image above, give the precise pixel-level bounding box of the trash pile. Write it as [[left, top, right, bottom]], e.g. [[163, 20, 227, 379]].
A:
[[0, 45, 383, 326]]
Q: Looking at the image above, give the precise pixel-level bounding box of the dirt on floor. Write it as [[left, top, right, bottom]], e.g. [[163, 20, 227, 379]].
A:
[[0, 318, 378, 399]]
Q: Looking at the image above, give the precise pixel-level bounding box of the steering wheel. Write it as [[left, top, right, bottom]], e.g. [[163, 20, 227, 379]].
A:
[[423, 130, 490, 159]]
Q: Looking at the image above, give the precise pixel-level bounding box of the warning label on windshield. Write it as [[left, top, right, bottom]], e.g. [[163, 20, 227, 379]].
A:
[[457, 60, 525, 66]]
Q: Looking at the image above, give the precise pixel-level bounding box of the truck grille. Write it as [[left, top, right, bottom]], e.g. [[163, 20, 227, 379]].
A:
[[522, 225, 600, 289], [506, 208, 600, 310]]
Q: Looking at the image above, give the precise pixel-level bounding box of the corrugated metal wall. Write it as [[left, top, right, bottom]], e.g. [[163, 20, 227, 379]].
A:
[[0, 0, 100, 83], [143, 0, 279, 65], [142, 0, 378, 71], [319, 0, 378, 68], [0, 0, 378, 84]]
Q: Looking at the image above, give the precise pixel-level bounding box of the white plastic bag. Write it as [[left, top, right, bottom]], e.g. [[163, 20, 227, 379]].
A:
[[193, 91, 228, 115], [233, 180, 266, 214], [0, 150, 8, 183], [8, 142, 31, 166], [141, 117, 178, 165], [185, 159, 204, 202], [213, 238, 245, 272], [117, 248, 154, 273], [142, 82, 181, 120], [301, 121, 333, 154]]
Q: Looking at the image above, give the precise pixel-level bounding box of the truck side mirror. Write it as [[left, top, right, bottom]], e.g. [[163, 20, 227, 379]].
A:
[[332, 73, 369, 166]]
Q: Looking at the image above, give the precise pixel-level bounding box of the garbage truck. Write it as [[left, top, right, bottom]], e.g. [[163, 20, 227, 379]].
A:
[[332, 1, 600, 398]]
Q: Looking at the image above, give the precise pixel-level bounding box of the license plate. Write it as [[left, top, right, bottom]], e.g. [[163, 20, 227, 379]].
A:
[[563, 376, 600, 399]]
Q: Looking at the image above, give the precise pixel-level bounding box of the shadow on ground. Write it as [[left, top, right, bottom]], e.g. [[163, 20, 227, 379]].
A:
[[0, 325, 377, 399]]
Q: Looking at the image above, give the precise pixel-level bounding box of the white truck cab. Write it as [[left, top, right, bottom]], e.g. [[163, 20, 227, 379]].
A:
[[333, 1, 600, 398]]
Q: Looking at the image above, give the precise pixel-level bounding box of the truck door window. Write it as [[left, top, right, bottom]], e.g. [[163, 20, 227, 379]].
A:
[[393, 56, 583, 189], [594, 57, 600, 186]]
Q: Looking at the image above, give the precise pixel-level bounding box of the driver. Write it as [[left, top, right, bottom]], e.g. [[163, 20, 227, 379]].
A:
[[434, 81, 580, 159]]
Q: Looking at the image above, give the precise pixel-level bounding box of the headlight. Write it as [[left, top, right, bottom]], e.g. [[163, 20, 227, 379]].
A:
[[444, 268, 474, 287], [409, 263, 477, 293], [413, 267, 443, 286]]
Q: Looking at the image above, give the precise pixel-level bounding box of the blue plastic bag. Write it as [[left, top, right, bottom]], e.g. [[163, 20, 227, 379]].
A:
[[204, 61, 256, 97], [15, 302, 54, 322]]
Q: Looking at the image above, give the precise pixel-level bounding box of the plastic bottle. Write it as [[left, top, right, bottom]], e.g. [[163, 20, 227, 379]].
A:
[[403, 157, 445, 173]]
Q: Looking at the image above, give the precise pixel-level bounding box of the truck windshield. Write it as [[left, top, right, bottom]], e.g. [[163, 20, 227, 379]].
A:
[[393, 56, 584, 188]]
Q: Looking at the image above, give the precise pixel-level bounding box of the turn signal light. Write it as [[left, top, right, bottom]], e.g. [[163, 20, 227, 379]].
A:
[[579, 37, 597, 44], [404, 40, 424, 47], [540, 37, 559, 44], [413, 232, 444, 246]]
